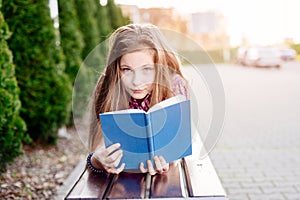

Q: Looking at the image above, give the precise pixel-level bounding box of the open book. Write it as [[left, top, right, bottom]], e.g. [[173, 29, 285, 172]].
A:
[[99, 95, 192, 169]]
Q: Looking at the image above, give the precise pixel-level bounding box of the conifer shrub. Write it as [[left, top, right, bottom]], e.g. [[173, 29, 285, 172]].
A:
[[2, 0, 72, 144], [0, 2, 29, 172]]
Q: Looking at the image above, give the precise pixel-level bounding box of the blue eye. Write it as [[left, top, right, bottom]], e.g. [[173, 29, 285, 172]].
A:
[[121, 67, 132, 73], [143, 66, 154, 71]]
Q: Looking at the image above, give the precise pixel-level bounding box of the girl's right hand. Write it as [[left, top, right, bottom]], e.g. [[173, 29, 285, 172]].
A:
[[91, 143, 125, 174]]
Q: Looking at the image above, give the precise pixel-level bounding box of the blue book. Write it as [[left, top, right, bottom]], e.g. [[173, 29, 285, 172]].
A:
[[99, 95, 192, 170]]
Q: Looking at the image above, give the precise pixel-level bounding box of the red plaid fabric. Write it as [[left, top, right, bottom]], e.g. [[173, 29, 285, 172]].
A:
[[171, 74, 188, 99], [129, 93, 151, 112]]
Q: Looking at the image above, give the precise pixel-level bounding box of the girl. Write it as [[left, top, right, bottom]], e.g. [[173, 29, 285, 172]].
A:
[[87, 23, 189, 175]]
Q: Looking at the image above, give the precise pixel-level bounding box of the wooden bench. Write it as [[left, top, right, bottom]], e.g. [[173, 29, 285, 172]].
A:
[[64, 151, 227, 199]]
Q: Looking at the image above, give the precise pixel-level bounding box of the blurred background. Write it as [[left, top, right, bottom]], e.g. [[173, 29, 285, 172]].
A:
[[113, 0, 300, 62], [1, 0, 299, 199]]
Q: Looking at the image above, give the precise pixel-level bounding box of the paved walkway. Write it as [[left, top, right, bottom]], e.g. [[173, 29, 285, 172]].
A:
[[208, 63, 300, 200], [210, 137, 300, 200]]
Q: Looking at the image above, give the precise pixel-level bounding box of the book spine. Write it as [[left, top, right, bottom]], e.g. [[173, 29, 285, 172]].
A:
[[145, 114, 155, 160]]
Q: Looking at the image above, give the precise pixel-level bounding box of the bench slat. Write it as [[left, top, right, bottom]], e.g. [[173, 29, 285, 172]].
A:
[[106, 172, 147, 199], [66, 169, 111, 199], [183, 155, 226, 198], [150, 162, 184, 198]]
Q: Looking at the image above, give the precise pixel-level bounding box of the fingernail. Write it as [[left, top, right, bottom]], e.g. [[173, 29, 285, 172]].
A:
[[150, 171, 156, 175]]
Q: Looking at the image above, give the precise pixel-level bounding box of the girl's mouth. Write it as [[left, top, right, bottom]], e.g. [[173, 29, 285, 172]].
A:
[[132, 89, 144, 93]]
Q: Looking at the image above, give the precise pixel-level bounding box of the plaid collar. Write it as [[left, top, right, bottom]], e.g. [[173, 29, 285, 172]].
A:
[[129, 93, 152, 112]]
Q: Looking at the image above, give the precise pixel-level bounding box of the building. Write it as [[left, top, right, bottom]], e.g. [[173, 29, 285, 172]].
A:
[[120, 5, 188, 34], [118, 4, 229, 50], [189, 11, 230, 50]]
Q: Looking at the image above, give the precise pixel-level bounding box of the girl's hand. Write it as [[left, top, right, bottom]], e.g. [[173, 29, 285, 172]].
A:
[[91, 143, 125, 174], [139, 156, 169, 175]]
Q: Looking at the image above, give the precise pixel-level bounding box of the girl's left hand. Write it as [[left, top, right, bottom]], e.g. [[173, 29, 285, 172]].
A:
[[139, 156, 169, 175]]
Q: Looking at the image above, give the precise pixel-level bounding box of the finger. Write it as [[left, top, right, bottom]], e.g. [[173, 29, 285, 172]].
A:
[[112, 150, 123, 168], [159, 156, 167, 168], [107, 167, 117, 174], [115, 163, 125, 174], [107, 163, 125, 174], [147, 160, 156, 176], [154, 156, 163, 173], [139, 162, 148, 173], [106, 143, 121, 155], [159, 156, 169, 172], [106, 149, 123, 164]]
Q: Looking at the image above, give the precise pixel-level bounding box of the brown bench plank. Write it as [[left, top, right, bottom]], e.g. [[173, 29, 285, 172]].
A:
[[183, 155, 226, 198], [150, 161, 185, 198], [106, 172, 147, 199], [66, 169, 112, 200]]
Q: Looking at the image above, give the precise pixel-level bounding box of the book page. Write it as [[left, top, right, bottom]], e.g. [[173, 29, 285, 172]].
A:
[[101, 109, 145, 115], [148, 94, 186, 113]]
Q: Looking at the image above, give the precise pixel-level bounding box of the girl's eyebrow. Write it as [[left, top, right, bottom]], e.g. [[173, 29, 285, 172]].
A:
[[120, 64, 131, 67], [120, 63, 153, 68]]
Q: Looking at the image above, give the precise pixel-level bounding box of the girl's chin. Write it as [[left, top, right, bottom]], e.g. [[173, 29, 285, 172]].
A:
[[129, 90, 148, 99], [131, 93, 147, 99]]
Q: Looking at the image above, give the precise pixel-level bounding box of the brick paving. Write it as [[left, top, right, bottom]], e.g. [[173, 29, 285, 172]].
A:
[[208, 63, 300, 200]]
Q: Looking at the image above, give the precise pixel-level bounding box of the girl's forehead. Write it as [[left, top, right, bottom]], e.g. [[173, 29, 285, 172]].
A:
[[120, 50, 155, 66]]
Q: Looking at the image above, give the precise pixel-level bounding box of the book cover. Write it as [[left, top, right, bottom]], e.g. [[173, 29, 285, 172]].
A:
[[99, 95, 192, 170]]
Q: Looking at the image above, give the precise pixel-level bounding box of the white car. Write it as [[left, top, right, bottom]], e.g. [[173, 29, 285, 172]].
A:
[[244, 47, 282, 68], [279, 48, 296, 61]]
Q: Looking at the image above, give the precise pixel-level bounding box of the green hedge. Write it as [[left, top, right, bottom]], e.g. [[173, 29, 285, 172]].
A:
[[58, 0, 84, 84], [0, 2, 29, 172], [2, 0, 72, 144]]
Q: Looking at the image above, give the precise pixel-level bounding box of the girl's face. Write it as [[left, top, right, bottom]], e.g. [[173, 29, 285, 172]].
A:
[[120, 50, 155, 99]]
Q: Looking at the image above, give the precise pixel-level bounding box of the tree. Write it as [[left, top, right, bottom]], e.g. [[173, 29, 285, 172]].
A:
[[94, 0, 112, 42], [57, 0, 84, 84], [2, 0, 72, 144], [74, 0, 100, 61], [106, 0, 129, 30], [0, 0, 29, 172], [57, 0, 85, 126]]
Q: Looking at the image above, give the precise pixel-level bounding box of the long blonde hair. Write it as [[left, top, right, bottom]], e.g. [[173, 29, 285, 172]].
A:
[[89, 24, 184, 150]]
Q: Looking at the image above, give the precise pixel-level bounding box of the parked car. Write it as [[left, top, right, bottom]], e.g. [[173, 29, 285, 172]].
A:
[[243, 47, 282, 68], [279, 48, 297, 61], [236, 47, 248, 65]]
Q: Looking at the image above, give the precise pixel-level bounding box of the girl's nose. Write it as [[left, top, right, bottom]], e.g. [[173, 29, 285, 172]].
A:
[[132, 71, 143, 86]]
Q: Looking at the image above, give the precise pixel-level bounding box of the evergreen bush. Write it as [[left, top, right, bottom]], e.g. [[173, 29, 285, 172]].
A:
[[107, 0, 129, 30], [74, 0, 101, 61], [2, 0, 72, 144], [94, 0, 112, 42], [0, 2, 29, 172], [58, 0, 86, 126], [57, 0, 84, 83]]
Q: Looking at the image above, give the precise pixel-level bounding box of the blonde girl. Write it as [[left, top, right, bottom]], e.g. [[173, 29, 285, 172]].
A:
[[87, 23, 188, 175]]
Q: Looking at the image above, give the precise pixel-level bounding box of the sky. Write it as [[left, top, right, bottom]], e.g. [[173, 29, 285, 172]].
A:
[[114, 0, 300, 46]]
